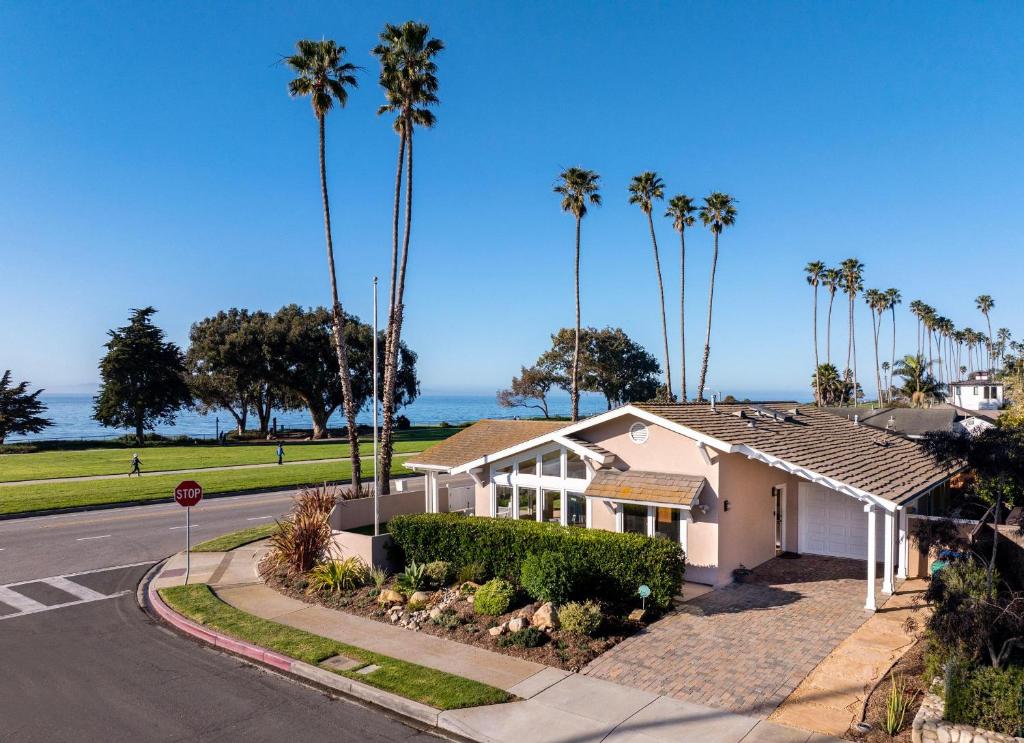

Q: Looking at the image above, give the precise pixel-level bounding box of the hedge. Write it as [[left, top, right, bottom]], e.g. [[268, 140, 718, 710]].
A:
[[388, 513, 685, 608], [947, 663, 1024, 737]]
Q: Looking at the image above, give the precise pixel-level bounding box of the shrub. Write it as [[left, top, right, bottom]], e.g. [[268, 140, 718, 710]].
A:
[[497, 627, 546, 648], [457, 562, 488, 585], [306, 557, 368, 595], [396, 415, 411, 430], [395, 561, 428, 596], [474, 578, 515, 616], [369, 566, 390, 591], [559, 601, 602, 636], [267, 511, 331, 574], [293, 485, 338, 520], [431, 609, 461, 629], [407, 598, 427, 612], [389, 513, 685, 608], [881, 671, 916, 735], [520, 551, 576, 605], [424, 560, 454, 588], [947, 665, 1024, 737]]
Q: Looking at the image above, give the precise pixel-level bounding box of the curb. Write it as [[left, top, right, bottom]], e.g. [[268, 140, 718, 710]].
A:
[[140, 561, 473, 738]]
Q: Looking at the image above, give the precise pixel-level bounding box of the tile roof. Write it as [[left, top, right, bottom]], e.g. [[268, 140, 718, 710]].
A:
[[407, 419, 568, 469], [635, 402, 954, 504], [584, 469, 706, 508], [820, 406, 957, 438]]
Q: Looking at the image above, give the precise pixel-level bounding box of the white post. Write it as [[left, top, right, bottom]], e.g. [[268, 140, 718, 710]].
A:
[[897, 508, 909, 580], [184, 506, 191, 585], [865, 504, 877, 611], [372, 277, 379, 537], [680, 510, 691, 559], [423, 473, 430, 513], [882, 509, 895, 595], [430, 472, 440, 513]]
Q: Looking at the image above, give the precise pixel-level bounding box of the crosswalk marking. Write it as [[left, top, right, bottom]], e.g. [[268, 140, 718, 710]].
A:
[[0, 586, 48, 613], [0, 563, 147, 621], [44, 576, 108, 602]]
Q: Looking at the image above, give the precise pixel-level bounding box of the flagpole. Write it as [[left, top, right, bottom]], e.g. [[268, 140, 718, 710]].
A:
[[372, 276, 380, 537]]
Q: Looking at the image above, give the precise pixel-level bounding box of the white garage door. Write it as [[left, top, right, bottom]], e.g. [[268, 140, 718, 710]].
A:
[[798, 482, 884, 560]]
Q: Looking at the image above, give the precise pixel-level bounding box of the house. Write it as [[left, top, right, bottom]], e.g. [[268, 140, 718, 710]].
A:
[[407, 402, 957, 611], [821, 405, 957, 439], [945, 371, 1004, 411]]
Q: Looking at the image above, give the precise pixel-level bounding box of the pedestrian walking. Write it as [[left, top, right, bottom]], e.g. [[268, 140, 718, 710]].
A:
[[130, 453, 142, 477], [276, 443, 284, 466]]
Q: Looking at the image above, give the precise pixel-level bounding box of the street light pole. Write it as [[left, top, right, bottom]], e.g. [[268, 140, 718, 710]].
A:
[[373, 277, 380, 537]]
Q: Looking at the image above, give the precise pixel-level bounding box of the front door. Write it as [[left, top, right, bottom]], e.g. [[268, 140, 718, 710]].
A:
[[772, 485, 787, 554]]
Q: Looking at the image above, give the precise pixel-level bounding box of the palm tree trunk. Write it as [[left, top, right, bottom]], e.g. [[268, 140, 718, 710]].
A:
[[571, 216, 581, 422], [679, 229, 687, 402], [872, 311, 882, 405], [985, 315, 993, 371], [697, 232, 719, 402], [890, 307, 897, 403], [813, 284, 821, 405], [646, 212, 673, 399], [380, 118, 415, 496], [387, 131, 407, 325], [826, 292, 834, 364], [317, 114, 361, 492]]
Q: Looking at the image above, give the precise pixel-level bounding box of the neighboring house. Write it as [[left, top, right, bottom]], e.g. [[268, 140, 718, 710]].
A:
[[821, 406, 957, 440], [407, 402, 956, 611], [945, 371, 1004, 411]]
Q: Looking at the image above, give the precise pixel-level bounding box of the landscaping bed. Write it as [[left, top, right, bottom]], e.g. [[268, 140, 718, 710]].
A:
[[852, 638, 927, 742]]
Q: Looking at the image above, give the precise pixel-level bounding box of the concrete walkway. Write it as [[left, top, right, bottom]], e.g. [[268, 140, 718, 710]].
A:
[[769, 578, 928, 737]]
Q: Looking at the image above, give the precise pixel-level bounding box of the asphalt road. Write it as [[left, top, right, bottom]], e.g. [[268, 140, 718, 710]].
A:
[[0, 492, 445, 742]]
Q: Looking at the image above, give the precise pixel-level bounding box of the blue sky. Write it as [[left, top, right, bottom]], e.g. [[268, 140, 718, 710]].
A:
[[2, 1, 1022, 399]]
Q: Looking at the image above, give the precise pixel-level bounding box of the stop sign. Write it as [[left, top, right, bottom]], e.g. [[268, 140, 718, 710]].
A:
[[174, 480, 203, 508]]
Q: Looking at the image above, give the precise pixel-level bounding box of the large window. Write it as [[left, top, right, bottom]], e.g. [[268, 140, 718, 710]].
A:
[[566, 492, 586, 527], [622, 504, 647, 534], [517, 456, 538, 477], [518, 487, 538, 520], [542, 450, 561, 477], [654, 507, 680, 542], [495, 485, 513, 518], [542, 489, 560, 523], [566, 451, 586, 479]]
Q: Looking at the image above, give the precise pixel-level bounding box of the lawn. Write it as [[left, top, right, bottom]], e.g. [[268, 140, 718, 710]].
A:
[[0, 426, 452, 482], [0, 457, 412, 516], [191, 523, 279, 552], [160, 584, 509, 710]]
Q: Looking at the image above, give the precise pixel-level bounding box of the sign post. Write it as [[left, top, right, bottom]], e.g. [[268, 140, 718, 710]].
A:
[[174, 480, 204, 584]]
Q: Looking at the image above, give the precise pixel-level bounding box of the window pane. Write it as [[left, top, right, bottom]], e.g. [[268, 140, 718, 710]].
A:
[[518, 456, 538, 476], [566, 492, 586, 527], [542, 489, 560, 523], [566, 452, 586, 479], [623, 504, 647, 535], [542, 450, 561, 477], [654, 507, 680, 542], [495, 485, 513, 518], [495, 463, 512, 477], [518, 487, 538, 519]]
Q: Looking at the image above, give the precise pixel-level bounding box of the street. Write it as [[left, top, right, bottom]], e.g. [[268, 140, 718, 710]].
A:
[[0, 492, 443, 742]]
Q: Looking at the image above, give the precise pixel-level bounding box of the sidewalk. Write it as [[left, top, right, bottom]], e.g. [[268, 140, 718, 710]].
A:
[[151, 547, 843, 743]]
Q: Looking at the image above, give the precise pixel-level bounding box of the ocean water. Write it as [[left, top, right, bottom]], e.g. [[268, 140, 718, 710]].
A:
[[9, 389, 810, 443]]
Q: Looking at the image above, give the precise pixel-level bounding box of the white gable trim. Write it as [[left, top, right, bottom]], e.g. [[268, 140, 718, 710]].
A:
[[552, 435, 615, 466]]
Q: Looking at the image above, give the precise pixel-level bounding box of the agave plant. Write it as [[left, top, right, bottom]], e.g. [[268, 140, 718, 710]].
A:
[[395, 561, 428, 596], [882, 671, 917, 735], [306, 557, 368, 595]]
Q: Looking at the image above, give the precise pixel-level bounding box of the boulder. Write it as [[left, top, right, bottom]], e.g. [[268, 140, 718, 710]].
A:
[[507, 617, 526, 632], [532, 602, 559, 631], [628, 608, 647, 623], [409, 591, 432, 605], [488, 623, 507, 637], [378, 589, 405, 605], [428, 607, 442, 620]]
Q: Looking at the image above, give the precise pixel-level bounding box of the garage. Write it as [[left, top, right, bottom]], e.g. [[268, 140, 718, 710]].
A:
[[798, 482, 884, 561]]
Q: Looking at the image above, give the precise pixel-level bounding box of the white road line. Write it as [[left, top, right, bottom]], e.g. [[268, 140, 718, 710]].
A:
[[0, 591, 129, 622], [246, 515, 274, 521], [5, 560, 154, 587], [43, 576, 108, 602], [0, 586, 48, 613], [169, 525, 198, 530], [76, 535, 112, 541]]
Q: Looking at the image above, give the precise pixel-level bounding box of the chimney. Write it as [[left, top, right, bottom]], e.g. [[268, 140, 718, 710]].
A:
[[711, 395, 717, 413], [853, 414, 859, 426]]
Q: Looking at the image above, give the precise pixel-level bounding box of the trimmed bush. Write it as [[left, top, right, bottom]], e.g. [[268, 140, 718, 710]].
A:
[[559, 601, 602, 636], [948, 665, 1024, 737], [521, 551, 576, 605], [474, 578, 515, 616], [456, 562, 488, 585], [389, 513, 684, 608], [424, 560, 454, 587], [497, 627, 546, 648]]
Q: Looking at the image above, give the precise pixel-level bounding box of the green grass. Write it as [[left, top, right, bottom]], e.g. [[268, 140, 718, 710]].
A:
[[0, 458, 413, 516], [160, 584, 510, 710], [191, 523, 279, 552], [0, 426, 452, 482], [344, 521, 390, 536]]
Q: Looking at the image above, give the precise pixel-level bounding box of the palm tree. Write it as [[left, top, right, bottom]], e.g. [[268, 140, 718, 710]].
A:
[[373, 21, 444, 494], [840, 258, 864, 403], [976, 295, 995, 370], [667, 195, 697, 402], [884, 288, 901, 402], [864, 289, 886, 404], [696, 192, 738, 402], [804, 261, 826, 406], [555, 168, 601, 422], [812, 363, 850, 406], [285, 39, 363, 487], [908, 299, 926, 358], [823, 267, 841, 364], [893, 354, 944, 406], [628, 172, 672, 399], [996, 328, 1011, 370]]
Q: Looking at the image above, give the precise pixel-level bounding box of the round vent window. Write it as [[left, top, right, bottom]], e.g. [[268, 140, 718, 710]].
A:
[[629, 422, 649, 445]]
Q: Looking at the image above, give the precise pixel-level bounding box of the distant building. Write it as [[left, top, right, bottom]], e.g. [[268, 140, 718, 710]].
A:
[[821, 406, 957, 440], [945, 371, 1004, 411]]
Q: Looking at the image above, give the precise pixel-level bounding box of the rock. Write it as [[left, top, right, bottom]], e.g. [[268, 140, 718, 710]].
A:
[[488, 623, 507, 637], [628, 608, 647, 623], [507, 617, 526, 632], [409, 591, 431, 605], [428, 607, 442, 620], [532, 602, 559, 631], [467, 595, 475, 604], [378, 588, 405, 605]]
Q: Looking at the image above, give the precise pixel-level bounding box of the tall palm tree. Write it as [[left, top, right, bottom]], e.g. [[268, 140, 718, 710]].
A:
[[628, 172, 672, 398], [975, 294, 995, 371], [884, 288, 901, 402], [667, 195, 697, 402], [804, 261, 826, 406], [555, 167, 601, 422], [996, 328, 1011, 370], [373, 21, 443, 494], [908, 299, 926, 358], [285, 39, 363, 487], [840, 258, 864, 402], [864, 289, 886, 404], [823, 267, 841, 364], [696, 192, 738, 402]]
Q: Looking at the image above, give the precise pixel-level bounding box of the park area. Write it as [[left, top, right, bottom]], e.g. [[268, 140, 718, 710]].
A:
[[0, 426, 456, 516]]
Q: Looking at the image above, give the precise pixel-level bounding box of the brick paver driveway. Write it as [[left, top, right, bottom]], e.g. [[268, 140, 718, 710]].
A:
[[584, 555, 881, 718]]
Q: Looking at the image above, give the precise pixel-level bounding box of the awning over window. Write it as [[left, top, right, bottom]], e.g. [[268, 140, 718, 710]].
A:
[[584, 469, 706, 508]]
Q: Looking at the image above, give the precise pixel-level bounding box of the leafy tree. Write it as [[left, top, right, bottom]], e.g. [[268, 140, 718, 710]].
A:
[[93, 307, 191, 445], [697, 192, 738, 401], [0, 371, 52, 444], [373, 21, 444, 495], [811, 363, 859, 406], [667, 195, 697, 402], [628, 172, 672, 398], [285, 38, 363, 490], [554, 167, 601, 422], [497, 366, 558, 418], [804, 261, 826, 406]]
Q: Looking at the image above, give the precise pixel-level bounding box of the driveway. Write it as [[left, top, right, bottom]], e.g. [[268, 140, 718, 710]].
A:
[[584, 555, 881, 718]]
